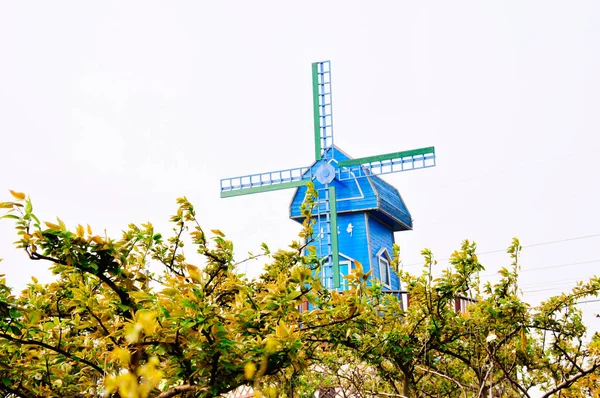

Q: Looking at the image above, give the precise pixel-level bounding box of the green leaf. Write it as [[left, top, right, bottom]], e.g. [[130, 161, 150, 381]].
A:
[[181, 300, 196, 310], [9, 308, 21, 318], [261, 242, 270, 255], [25, 199, 32, 215], [160, 306, 170, 318]]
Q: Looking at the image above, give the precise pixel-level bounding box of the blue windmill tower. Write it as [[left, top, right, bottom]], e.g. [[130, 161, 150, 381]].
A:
[[220, 61, 435, 292]]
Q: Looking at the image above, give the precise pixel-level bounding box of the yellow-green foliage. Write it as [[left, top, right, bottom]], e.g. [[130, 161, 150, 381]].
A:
[[1, 189, 600, 398]]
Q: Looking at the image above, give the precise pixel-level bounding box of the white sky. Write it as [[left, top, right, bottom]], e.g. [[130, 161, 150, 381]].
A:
[[1, 2, 599, 327]]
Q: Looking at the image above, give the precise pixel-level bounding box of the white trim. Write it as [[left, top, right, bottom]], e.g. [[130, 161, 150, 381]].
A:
[[330, 145, 355, 161], [364, 213, 373, 274], [378, 255, 391, 288], [338, 253, 357, 290], [376, 248, 392, 288], [339, 259, 352, 290], [376, 247, 392, 260], [339, 252, 356, 263], [338, 253, 356, 290], [336, 170, 365, 202]]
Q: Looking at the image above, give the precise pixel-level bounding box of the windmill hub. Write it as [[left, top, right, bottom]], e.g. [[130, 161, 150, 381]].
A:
[[315, 161, 336, 185]]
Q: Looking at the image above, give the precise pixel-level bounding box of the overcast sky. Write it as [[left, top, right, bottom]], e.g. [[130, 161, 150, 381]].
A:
[[1, 2, 599, 326]]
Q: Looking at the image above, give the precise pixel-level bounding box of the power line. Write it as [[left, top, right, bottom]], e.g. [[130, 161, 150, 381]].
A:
[[519, 259, 600, 273], [522, 281, 599, 295], [577, 299, 600, 305], [523, 233, 600, 249], [522, 286, 577, 294], [398, 233, 600, 302], [519, 276, 591, 289], [481, 259, 600, 277], [481, 260, 599, 294], [402, 233, 600, 268]]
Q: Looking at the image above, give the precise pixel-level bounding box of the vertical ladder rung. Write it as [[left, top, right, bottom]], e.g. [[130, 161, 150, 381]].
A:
[[315, 61, 334, 160]]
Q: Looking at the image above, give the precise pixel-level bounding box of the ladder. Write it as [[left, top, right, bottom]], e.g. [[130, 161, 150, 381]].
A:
[[315, 187, 334, 289], [314, 61, 334, 160]]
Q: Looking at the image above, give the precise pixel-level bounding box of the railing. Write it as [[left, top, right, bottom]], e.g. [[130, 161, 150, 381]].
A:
[[382, 290, 477, 314], [454, 295, 477, 313], [299, 291, 477, 315], [381, 290, 410, 311]]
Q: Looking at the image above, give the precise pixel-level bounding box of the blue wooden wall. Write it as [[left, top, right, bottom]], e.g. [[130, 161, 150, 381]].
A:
[[289, 148, 378, 218], [289, 145, 410, 292], [367, 214, 400, 290], [336, 212, 369, 269], [304, 211, 402, 291], [290, 147, 413, 232]]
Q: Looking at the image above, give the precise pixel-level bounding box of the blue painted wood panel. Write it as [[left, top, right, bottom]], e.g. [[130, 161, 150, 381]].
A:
[[336, 213, 371, 272], [288, 146, 409, 293], [370, 176, 413, 230], [289, 146, 413, 232], [367, 214, 401, 291], [290, 147, 378, 219]]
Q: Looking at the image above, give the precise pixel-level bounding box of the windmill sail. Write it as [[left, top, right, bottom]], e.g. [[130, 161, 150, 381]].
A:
[[336, 146, 436, 181], [220, 166, 312, 198], [313, 61, 335, 161], [220, 61, 436, 293]]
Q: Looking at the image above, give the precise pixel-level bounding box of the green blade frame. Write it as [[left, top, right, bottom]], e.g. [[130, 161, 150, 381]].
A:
[[329, 185, 340, 288], [338, 146, 435, 167], [312, 62, 322, 161], [221, 180, 309, 198]]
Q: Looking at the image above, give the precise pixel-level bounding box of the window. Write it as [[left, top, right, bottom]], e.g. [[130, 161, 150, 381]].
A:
[[376, 248, 393, 288], [378, 254, 391, 287], [339, 260, 352, 290]]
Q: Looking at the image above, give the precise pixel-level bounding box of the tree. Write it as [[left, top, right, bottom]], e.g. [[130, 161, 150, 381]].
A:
[[2, 189, 600, 398], [0, 190, 365, 397], [302, 239, 600, 397]]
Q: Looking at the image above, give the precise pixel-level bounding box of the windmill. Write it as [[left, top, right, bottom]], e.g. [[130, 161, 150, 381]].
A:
[[220, 61, 435, 291]]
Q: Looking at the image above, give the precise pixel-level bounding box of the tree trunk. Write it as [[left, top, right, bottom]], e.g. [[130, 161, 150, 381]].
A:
[[402, 369, 410, 397]]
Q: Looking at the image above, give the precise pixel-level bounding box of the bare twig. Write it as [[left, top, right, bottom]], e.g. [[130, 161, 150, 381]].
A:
[[86, 306, 118, 345], [540, 361, 600, 398]]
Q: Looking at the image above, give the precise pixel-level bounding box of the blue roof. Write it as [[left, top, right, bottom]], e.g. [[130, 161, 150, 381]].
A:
[[368, 174, 412, 230], [289, 146, 413, 231]]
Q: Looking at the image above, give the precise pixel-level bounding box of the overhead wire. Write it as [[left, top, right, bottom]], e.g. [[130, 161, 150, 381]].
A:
[[396, 147, 600, 310], [402, 233, 600, 268], [479, 259, 600, 277], [519, 276, 591, 289], [399, 234, 600, 304]]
